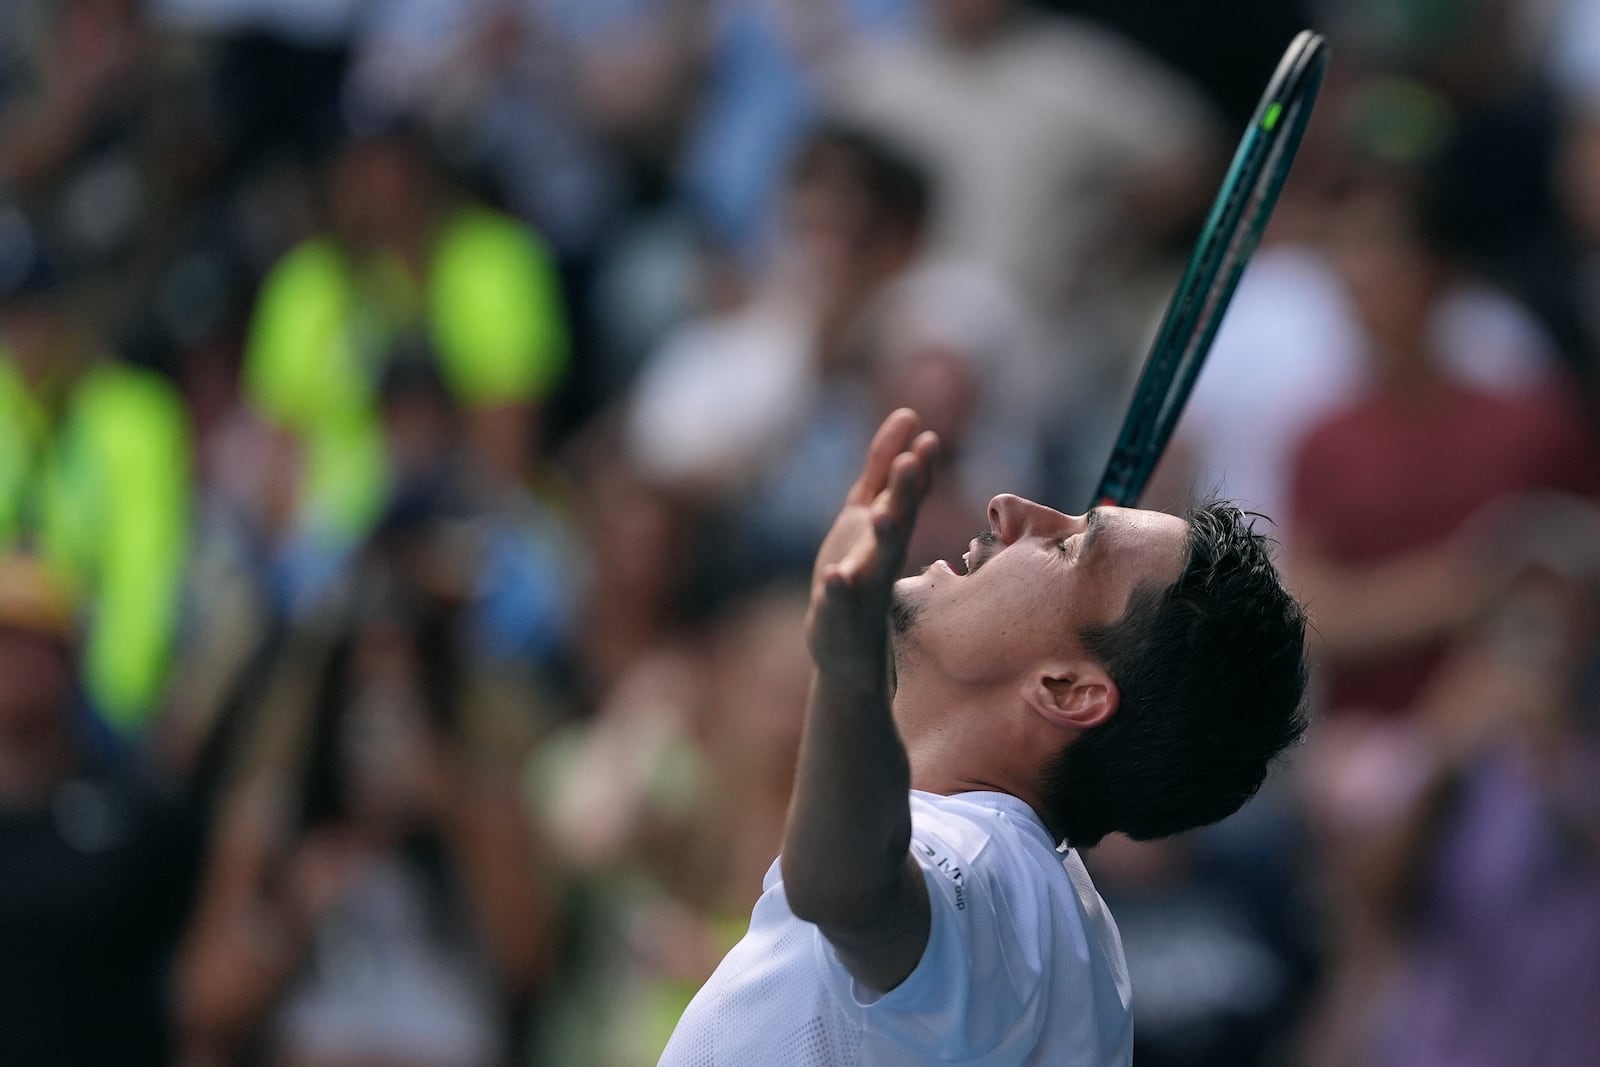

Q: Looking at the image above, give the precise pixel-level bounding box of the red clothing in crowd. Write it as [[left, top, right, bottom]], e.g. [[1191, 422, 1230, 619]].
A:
[[1291, 379, 1600, 715]]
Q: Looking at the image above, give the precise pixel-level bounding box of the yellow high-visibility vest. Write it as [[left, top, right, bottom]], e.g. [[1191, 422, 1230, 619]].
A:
[[244, 206, 569, 539], [0, 354, 192, 732]]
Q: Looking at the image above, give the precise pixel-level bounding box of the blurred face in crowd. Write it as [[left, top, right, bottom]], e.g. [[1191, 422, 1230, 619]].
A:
[[0, 298, 77, 394], [784, 143, 920, 350], [329, 136, 436, 257], [786, 145, 878, 291], [1332, 189, 1443, 374], [875, 342, 981, 451], [0, 627, 75, 802], [583, 458, 691, 614], [890, 495, 1187, 693], [787, 139, 928, 319]]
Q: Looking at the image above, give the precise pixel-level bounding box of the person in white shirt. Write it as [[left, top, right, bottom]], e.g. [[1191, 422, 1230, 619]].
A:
[[660, 408, 1309, 1066]]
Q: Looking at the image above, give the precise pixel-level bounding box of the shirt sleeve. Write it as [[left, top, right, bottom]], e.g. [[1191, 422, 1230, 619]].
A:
[[812, 814, 1051, 1059]]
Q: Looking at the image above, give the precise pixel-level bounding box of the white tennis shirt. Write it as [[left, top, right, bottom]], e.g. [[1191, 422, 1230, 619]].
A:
[[659, 790, 1134, 1066]]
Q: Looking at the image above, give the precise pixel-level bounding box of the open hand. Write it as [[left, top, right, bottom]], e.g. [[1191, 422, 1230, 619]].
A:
[[806, 409, 939, 684]]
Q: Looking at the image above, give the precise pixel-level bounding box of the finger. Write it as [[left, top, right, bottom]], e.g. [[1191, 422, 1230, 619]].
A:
[[871, 432, 940, 536], [847, 408, 920, 506], [819, 562, 852, 596], [871, 453, 921, 532], [822, 533, 882, 596], [850, 463, 929, 589]]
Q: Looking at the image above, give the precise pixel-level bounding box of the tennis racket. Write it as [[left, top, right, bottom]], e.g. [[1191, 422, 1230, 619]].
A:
[[1090, 30, 1329, 509]]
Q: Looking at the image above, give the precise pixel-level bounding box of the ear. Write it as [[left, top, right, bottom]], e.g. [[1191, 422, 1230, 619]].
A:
[[1021, 662, 1119, 732]]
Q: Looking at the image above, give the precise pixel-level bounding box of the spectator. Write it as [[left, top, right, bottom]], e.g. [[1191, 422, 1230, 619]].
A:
[[241, 125, 569, 606], [625, 122, 933, 588], [1167, 150, 1560, 538], [1374, 502, 1600, 1067], [16, 5, 1600, 1064], [533, 585, 813, 1066], [0, 227, 192, 732], [1287, 182, 1600, 717], [821, 0, 1221, 505], [175, 555, 555, 1067], [0, 552, 198, 1066], [561, 436, 699, 703], [1084, 809, 1313, 1067], [866, 258, 1049, 569], [0, 0, 147, 258], [1297, 494, 1600, 1067], [825, 0, 1216, 314], [678, 0, 918, 258]]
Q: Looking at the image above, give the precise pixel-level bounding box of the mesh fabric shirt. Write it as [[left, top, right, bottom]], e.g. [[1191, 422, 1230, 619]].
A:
[[659, 790, 1134, 1066]]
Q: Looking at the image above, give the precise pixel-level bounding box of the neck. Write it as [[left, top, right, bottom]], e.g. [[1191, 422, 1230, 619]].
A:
[[1376, 349, 1446, 401], [890, 659, 1049, 819]]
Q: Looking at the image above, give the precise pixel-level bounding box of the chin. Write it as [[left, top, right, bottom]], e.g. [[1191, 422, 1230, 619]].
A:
[[890, 571, 928, 604]]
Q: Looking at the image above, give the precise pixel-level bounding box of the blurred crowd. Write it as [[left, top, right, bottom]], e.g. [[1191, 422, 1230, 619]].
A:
[[3, 0, 1600, 1064]]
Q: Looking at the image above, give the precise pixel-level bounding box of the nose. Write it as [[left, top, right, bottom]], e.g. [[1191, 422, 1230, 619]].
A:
[[987, 494, 1078, 544]]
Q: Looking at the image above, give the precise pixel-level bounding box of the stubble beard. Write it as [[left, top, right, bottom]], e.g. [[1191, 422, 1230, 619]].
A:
[[887, 585, 923, 693], [889, 585, 923, 639]]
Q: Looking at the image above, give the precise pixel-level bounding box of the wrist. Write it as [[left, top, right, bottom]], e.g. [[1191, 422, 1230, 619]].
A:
[[812, 659, 891, 701]]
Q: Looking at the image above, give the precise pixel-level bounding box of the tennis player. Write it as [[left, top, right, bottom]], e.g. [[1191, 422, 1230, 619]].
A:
[[659, 408, 1308, 1065]]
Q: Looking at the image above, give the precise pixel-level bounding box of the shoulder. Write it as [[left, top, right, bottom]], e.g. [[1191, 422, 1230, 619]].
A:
[[815, 795, 1129, 1060], [904, 792, 1074, 967], [262, 237, 346, 291], [435, 207, 556, 275], [908, 791, 1055, 863], [71, 363, 188, 442], [250, 238, 351, 343], [75, 361, 181, 405]]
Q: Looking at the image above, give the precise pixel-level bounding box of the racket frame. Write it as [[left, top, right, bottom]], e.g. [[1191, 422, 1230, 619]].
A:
[[1091, 30, 1330, 509]]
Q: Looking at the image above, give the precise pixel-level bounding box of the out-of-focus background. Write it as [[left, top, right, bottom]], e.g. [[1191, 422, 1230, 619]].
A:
[[2, 0, 1600, 1064]]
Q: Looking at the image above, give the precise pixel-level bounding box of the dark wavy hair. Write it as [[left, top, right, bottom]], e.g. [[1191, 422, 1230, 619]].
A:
[[1042, 499, 1309, 848], [787, 120, 933, 246]]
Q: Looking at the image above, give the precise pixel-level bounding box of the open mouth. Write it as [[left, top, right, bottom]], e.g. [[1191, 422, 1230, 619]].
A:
[[963, 531, 998, 575]]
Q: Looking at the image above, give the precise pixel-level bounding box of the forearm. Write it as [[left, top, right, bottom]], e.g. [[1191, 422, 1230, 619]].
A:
[[1291, 546, 1481, 659], [1347, 761, 1462, 929], [176, 847, 306, 1051], [780, 408, 938, 989], [781, 668, 913, 925], [438, 776, 556, 993], [177, 897, 303, 1048]]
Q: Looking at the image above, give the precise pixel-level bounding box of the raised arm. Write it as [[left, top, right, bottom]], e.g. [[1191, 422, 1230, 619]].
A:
[[781, 408, 939, 993]]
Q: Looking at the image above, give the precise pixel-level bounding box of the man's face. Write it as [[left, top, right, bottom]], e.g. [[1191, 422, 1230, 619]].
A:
[[891, 495, 1189, 685]]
